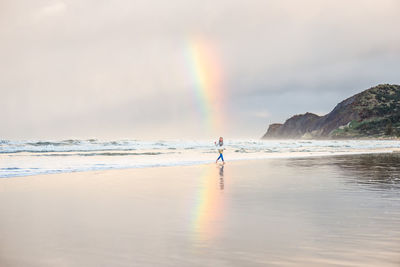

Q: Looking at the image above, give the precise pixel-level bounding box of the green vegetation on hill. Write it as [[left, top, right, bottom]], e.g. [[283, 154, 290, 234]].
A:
[[331, 84, 400, 138], [355, 84, 400, 119], [263, 84, 400, 139], [331, 118, 400, 138]]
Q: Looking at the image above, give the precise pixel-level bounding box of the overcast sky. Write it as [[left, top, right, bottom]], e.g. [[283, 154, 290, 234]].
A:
[[1, 0, 400, 140]]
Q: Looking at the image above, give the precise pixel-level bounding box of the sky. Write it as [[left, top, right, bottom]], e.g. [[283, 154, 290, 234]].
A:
[[1, 0, 400, 140]]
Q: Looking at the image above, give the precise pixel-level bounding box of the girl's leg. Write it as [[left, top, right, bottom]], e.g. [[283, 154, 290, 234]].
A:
[[216, 154, 222, 163], [220, 154, 224, 162]]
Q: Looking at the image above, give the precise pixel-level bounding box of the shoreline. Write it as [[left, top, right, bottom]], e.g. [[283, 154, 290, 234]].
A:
[[3, 148, 399, 179]]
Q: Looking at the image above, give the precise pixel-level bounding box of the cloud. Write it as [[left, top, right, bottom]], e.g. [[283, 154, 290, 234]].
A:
[[249, 111, 270, 119], [1, 0, 400, 139], [34, 1, 67, 20]]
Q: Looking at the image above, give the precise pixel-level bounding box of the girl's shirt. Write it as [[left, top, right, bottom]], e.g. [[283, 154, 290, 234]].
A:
[[215, 142, 225, 154]]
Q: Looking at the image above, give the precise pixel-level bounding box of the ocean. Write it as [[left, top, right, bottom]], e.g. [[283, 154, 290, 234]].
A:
[[1, 139, 399, 178]]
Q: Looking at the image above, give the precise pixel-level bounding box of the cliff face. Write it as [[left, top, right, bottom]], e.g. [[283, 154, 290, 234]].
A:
[[262, 113, 320, 139], [263, 123, 283, 138], [262, 84, 400, 139]]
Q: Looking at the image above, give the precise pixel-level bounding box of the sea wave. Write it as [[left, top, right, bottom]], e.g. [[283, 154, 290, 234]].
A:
[[1, 139, 399, 178], [19, 152, 175, 157]]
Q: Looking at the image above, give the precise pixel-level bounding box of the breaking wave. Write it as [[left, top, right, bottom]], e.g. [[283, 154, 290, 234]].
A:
[[1, 139, 399, 178]]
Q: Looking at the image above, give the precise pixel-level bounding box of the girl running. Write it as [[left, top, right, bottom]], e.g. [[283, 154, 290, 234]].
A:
[[214, 137, 225, 164]]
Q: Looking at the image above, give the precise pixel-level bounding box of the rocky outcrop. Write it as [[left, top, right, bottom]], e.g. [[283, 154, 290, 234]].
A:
[[262, 84, 400, 139], [262, 113, 320, 139], [262, 123, 283, 138]]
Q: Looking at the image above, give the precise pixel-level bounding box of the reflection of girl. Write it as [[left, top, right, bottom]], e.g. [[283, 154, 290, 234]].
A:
[[214, 137, 225, 164], [219, 165, 224, 190]]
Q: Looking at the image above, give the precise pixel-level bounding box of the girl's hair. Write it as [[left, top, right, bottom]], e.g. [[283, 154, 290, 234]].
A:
[[219, 140, 223, 146]]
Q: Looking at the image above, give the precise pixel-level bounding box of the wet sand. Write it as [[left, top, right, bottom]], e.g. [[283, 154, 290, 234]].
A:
[[1, 154, 400, 266]]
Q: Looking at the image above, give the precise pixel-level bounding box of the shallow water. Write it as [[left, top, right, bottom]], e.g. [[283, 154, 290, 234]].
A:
[[1, 139, 399, 177], [0, 154, 399, 266]]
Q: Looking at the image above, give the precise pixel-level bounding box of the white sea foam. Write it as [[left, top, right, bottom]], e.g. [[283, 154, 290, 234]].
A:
[[0, 139, 399, 177]]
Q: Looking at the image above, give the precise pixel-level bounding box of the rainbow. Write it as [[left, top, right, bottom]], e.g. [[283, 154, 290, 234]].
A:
[[186, 37, 225, 134], [191, 165, 225, 242]]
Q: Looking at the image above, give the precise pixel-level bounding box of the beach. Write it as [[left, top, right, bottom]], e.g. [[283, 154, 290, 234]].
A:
[[1, 153, 400, 266]]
